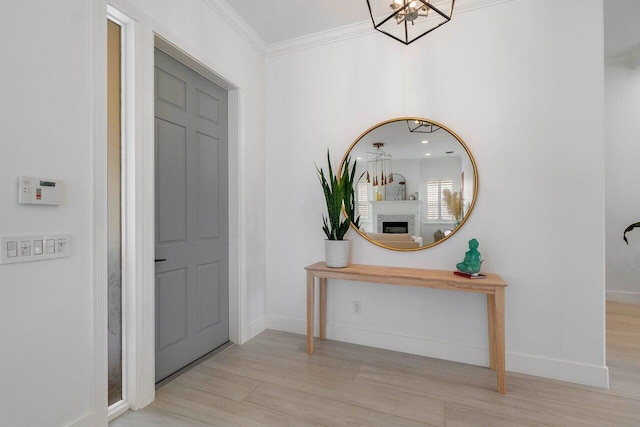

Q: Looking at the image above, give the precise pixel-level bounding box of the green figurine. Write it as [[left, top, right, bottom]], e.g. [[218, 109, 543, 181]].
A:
[[457, 238, 482, 274]]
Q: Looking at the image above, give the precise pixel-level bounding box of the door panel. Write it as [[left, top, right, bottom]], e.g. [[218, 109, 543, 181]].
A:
[[197, 262, 221, 331], [197, 89, 220, 124], [154, 48, 229, 382], [157, 69, 186, 110], [196, 133, 221, 240], [156, 268, 188, 350], [156, 119, 187, 244]]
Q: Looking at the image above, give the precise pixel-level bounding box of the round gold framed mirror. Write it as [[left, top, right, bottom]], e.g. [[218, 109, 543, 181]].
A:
[[340, 117, 478, 251]]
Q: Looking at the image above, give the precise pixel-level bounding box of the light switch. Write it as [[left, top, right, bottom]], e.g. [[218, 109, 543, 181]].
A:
[[20, 241, 31, 256], [7, 241, 17, 258], [57, 238, 67, 253], [0, 234, 70, 264]]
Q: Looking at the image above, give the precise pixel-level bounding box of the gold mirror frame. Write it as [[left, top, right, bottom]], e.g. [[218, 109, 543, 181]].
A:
[[339, 117, 479, 251]]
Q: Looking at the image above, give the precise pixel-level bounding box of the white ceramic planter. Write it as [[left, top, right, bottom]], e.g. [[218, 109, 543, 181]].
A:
[[324, 239, 350, 268]]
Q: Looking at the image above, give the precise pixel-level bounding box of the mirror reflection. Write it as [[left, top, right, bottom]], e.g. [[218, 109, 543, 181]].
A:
[[342, 118, 478, 250]]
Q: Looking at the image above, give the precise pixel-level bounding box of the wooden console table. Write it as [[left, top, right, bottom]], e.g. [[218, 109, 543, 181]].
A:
[[305, 262, 508, 394]]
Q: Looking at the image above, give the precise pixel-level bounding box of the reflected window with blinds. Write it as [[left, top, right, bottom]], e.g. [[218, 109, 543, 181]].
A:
[[356, 181, 370, 222], [426, 178, 453, 222]]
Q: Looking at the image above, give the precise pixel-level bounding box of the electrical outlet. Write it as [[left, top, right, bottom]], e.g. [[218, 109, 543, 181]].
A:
[[352, 301, 361, 315]]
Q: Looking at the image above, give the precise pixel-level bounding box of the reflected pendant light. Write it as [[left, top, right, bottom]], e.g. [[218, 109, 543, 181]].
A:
[[407, 119, 441, 133], [366, 0, 455, 45], [367, 143, 393, 187]]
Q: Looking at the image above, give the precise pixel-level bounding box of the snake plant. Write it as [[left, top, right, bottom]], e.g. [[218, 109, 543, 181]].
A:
[[316, 150, 361, 240]]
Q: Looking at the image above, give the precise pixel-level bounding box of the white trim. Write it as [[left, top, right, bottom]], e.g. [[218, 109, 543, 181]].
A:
[[266, 21, 374, 58], [109, 4, 158, 411], [106, 6, 132, 413], [606, 290, 640, 304], [107, 400, 130, 421], [67, 413, 94, 427], [91, 0, 109, 425], [228, 89, 246, 344], [110, 0, 244, 89], [507, 352, 609, 389], [265, 0, 517, 57], [105, 0, 250, 413], [201, 0, 267, 56], [267, 314, 610, 388], [247, 316, 267, 341]]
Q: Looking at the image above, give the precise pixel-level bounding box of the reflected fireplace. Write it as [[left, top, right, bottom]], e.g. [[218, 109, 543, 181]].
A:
[[383, 221, 409, 234]]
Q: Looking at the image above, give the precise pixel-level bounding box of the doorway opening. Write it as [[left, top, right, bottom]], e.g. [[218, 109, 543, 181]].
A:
[[154, 48, 230, 383]]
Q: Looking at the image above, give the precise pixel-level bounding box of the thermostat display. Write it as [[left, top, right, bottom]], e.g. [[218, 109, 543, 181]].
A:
[[18, 176, 65, 205]]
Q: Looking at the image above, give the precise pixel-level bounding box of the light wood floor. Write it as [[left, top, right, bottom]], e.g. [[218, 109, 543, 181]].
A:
[[111, 302, 640, 426]]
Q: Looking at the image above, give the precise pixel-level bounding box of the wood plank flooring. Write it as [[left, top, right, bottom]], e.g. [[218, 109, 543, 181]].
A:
[[111, 302, 640, 426]]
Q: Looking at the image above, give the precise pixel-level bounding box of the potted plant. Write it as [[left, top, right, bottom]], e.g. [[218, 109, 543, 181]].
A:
[[316, 150, 361, 268]]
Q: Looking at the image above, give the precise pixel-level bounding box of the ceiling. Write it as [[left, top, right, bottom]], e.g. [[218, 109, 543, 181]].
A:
[[224, 0, 369, 45], [224, 0, 640, 58]]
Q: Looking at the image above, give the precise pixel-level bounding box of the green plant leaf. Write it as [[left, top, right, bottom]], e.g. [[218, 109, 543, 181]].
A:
[[316, 149, 359, 240]]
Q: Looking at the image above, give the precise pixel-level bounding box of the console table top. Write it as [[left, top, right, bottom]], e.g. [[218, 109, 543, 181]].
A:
[[305, 262, 507, 293]]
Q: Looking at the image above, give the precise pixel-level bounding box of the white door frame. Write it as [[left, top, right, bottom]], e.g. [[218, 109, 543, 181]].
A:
[[98, 0, 249, 413]]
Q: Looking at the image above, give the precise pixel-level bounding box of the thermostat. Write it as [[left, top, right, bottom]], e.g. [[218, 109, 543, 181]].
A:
[[18, 176, 65, 205]]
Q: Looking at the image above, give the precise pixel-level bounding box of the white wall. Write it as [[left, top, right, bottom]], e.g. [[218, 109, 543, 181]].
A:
[[605, 63, 640, 303], [266, 0, 607, 387], [0, 0, 266, 424], [391, 159, 420, 197], [0, 1, 95, 425]]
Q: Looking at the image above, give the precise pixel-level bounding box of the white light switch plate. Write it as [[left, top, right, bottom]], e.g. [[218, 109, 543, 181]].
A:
[[0, 234, 71, 264]]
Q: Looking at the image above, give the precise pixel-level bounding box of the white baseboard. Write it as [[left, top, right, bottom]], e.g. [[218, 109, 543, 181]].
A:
[[266, 315, 610, 388], [66, 413, 95, 427], [507, 352, 609, 388], [245, 316, 266, 343], [268, 315, 489, 366], [108, 400, 131, 421], [606, 290, 640, 304]]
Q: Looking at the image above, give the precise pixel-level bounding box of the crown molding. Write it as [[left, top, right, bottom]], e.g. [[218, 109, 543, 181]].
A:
[[606, 45, 640, 69], [209, 0, 516, 58], [203, 0, 268, 56], [265, 0, 517, 57], [266, 20, 374, 57]]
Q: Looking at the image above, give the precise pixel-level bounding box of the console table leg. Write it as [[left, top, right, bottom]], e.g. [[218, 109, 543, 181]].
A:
[[487, 294, 497, 371], [319, 278, 327, 341], [307, 272, 315, 354], [494, 287, 506, 394]]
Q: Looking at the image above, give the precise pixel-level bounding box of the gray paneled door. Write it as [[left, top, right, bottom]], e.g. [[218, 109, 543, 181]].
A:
[[154, 48, 229, 382]]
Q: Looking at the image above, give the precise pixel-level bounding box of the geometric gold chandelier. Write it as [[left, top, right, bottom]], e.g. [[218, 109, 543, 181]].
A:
[[366, 0, 455, 45]]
